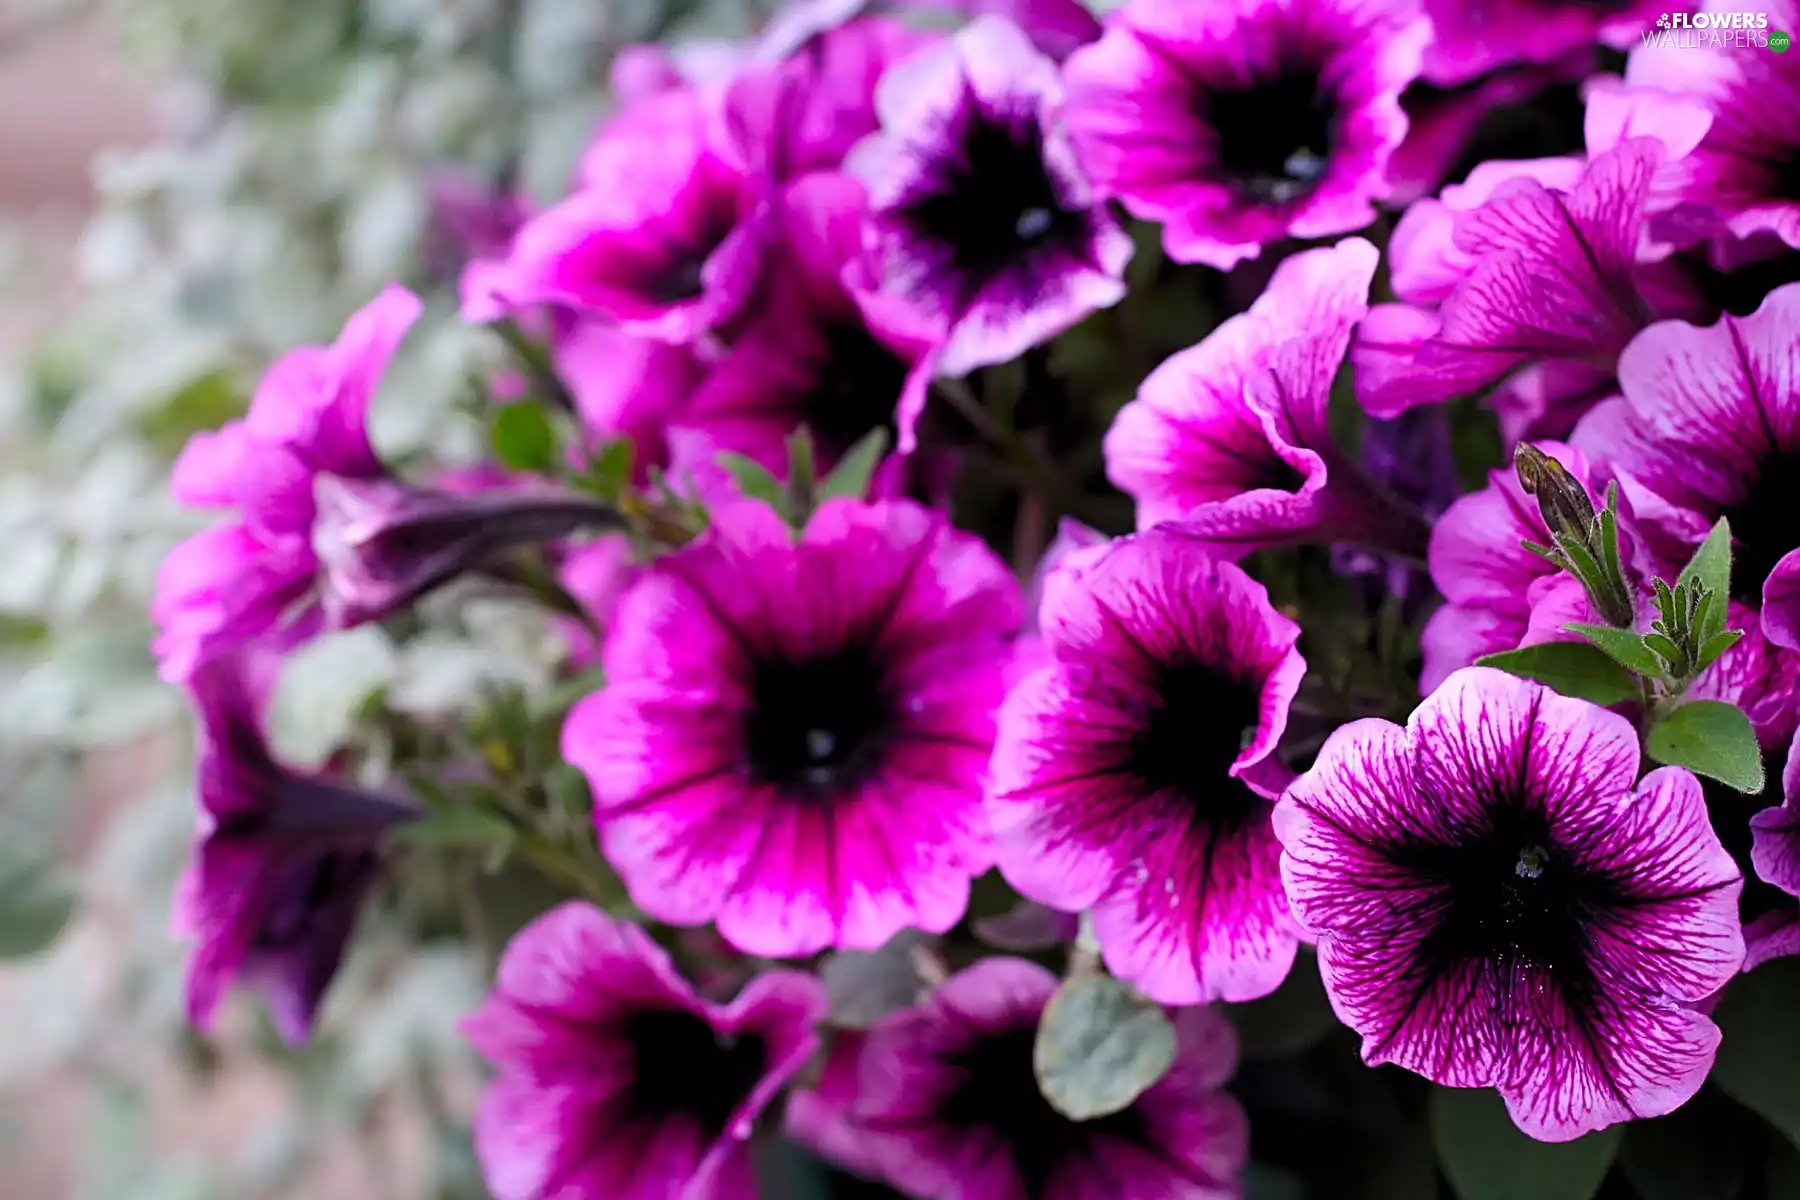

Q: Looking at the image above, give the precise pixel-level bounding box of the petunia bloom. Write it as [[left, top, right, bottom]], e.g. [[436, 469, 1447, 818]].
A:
[[846, 15, 1131, 381], [845, 958, 1247, 1199], [1579, 282, 1800, 650], [561, 497, 1024, 958], [173, 654, 415, 1044], [1748, 731, 1800, 970], [463, 86, 764, 344], [1062, 0, 1429, 270], [152, 287, 624, 682], [988, 526, 1307, 1004], [1625, 0, 1800, 253], [1354, 135, 1700, 417], [1418, 0, 1663, 88], [1276, 667, 1744, 1142], [1104, 236, 1432, 561], [461, 901, 825, 1200], [666, 172, 933, 498]]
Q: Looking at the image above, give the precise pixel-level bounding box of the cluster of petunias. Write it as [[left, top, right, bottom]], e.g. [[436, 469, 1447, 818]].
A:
[[152, 0, 1800, 1193]]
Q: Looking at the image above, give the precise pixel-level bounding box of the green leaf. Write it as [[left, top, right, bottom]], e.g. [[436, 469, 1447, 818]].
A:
[[1677, 517, 1733, 638], [1644, 632, 1684, 665], [135, 368, 246, 453], [1475, 642, 1637, 706], [1563, 623, 1663, 676], [1430, 1086, 1621, 1200], [1228, 950, 1338, 1059], [0, 846, 77, 958], [490, 402, 559, 472], [1618, 1089, 1746, 1200], [816, 428, 891, 502], [1647, 699, 1766, 793], [586, 438, 636, 500], [1713, 956, 1800, 1150], [389, 809, 517, 852], [821, 929, 932, 1029], [1034, 974, 1177, 1121], [1697, 629, 1745, 673], [715, 452, 784, 507]]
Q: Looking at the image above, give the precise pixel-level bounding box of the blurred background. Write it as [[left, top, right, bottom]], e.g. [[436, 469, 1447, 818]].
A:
[[0, 3, 776, 1196]]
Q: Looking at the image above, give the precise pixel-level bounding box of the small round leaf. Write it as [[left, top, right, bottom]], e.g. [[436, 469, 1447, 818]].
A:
[[1033, 973, 1177, 1121]]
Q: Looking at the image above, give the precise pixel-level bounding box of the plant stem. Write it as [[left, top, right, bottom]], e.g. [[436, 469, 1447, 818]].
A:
[[932, 380, 1114, 531]]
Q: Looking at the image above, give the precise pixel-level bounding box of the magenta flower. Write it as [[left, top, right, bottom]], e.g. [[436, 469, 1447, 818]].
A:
[[846, 958, 1247, 1199], [758, 0, 1100, 63], [464, 87, 764, 344], [722, 17, 935, 183], [666, 172, 933, 496], [1062, 0, 1429, 271], [784, 1030, 883, 1180], [1104, 237, 1431, 561], [1749, 733, 1800, 970], [173, 654, 414, 1044], [153, 286, 420, 681], [1625, 0, 1800, 253], [561, 497, 1024, 958], [1419, 0, 1663, 88], [1277, 667, 1744, 1142], [987, 527, 1305, 1004], [846, 15, 1131, 378], [1355, 136, 1698, 417], [556, 317, 705, 482], [1421, 440, 1601, 693], [461, 902, 825, 1200], [1581, 282, 1800, 650]]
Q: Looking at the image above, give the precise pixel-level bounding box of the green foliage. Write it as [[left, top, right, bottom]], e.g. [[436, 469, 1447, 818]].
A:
[[1647, 699, 1766, 793], [1713, 957, 1800, 1150], [816, 428, 891, 503], [1475, 642, 1638, 707], [1034, 973, 1177, 1121], [0, 843, 78, 959], [489, 401, 559, 473], [1430, 1086, 1621, 1200]]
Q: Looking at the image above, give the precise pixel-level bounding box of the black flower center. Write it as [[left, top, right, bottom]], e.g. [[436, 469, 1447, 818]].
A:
[[254, 849, 376, 952], [900, 108, 1089, 309], [1724, 451, 1800, 604], [623, 1008, 769, 1135], [804, 322, 910, 460], [1414, 808, 1602, 977], [1130, 661, 1269, 827], [745, 644, 895, 795], [937, 1025, 1149, 1199], [1205, 67, 1337, 205]]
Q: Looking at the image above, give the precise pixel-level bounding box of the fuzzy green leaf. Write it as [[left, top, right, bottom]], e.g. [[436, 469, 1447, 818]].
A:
[[715, 453, 785, 508], [1647, 699, 1766, 793], [816, 428, 891, 503], [0, 848, 78, 959], [1475, 642, 1637, 707], [1563, 624, 1662, 676], [489, 401, 559, 473], [1696, 629, 1745, 673], [1034, 974, 1177, 1121], [1677, 518, 1733, 639], [1714, 957, 1800, 1151], [1430, 1086, 1621, 1200]]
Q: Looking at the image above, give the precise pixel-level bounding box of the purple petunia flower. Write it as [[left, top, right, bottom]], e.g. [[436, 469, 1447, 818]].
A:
[[173, 654, 414, 1044], [1624, 0, 1800, 253], [461, 902, 825, 1200], [1748, 731, 1800, 970], [784, 1030, 883, 1180], [1354, 131, 1710, 418], [1420, 440, 1600, 693], [843, 958, 1248, 1199], [1276, 667, 1745, 1142], [561, 497, 1024, 958], [757, 0, 1101, 64], [845, 16, 1131, 382], [1062, 0, 1429, 271], [463, 87, 764, 345], [557, 317, 705, 483], [666, 172, 934, 497], [1578, 282, 1800, 651], [988, 527, 1306, 1005], [1418, 0, 1663, 88], [722, 16, 936, 184], [153, 286, 420, 681], [1104, 237, 1432, 561], [153, 287, 624, 682]]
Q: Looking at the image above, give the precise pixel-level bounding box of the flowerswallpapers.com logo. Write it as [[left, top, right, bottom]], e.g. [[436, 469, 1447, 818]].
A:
[[1645, 11, 1788, 50]]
